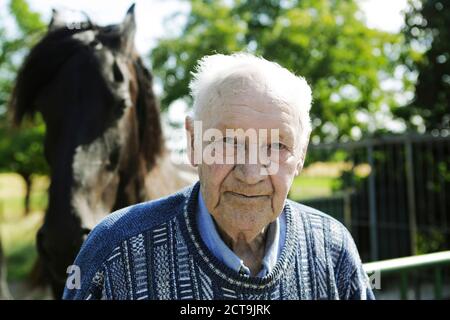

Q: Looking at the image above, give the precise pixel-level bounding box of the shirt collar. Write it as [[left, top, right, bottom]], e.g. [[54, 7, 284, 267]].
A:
[[196, 187, 283, 277]]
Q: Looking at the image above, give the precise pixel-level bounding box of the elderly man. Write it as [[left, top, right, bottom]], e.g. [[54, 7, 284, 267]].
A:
[[63, 53, 374, 300]]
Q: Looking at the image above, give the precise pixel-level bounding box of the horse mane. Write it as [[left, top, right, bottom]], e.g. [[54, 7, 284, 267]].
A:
[[8, 25, 95, 125]]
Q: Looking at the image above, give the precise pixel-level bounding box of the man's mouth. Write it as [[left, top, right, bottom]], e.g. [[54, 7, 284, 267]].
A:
[[227, 191, 269, 199]]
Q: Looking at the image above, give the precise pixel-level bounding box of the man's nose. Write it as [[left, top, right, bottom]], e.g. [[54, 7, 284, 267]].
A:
[[233, 163, 266, 185]]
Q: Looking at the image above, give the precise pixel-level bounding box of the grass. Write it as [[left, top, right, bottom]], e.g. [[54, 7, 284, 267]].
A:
[[288, 161, 347, 201], [289, 175, 337, 201], [0, 173, 48, 281], [1, 212, 42, 280]]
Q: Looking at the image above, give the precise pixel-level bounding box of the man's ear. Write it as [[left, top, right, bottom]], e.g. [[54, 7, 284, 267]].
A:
[[294, 135, 310, 176], [185, 116, 197, 167], [294, 157, 304, 177]]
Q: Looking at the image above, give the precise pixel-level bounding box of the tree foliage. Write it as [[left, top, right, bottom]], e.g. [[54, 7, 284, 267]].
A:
[[151, 0, 403, 143], [396, 0, 450, 132]]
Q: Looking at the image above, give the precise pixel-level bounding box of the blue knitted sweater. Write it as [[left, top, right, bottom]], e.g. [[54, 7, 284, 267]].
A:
[[62, 181, 374, 300]]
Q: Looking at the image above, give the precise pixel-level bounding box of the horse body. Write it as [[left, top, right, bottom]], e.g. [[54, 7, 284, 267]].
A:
[[9, 5, 195, 298]]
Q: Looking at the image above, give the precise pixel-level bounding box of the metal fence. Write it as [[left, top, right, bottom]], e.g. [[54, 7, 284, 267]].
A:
[[301, 133, 450, 262], [364, 250, 450, 300]]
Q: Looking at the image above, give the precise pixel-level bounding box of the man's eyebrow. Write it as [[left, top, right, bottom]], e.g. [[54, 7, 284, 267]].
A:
[[274, 136, 294, 149], [273, 127, 295, 143]]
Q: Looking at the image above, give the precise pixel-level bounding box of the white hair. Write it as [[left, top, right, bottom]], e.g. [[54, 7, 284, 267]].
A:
[[189, 53, 313, 151]]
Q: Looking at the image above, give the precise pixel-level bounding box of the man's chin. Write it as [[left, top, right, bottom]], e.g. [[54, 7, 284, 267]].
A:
[[224, 195, 272, 211]]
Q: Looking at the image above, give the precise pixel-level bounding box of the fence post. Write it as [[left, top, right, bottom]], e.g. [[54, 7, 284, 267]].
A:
[[367, 145, 379, 261], [400, 272, 409, 300], [405, 139, 418, 256], [434, 267, 443, 300]]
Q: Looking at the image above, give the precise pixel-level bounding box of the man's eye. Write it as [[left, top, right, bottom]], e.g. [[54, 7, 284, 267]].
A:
[[269, 142, 286, 150]]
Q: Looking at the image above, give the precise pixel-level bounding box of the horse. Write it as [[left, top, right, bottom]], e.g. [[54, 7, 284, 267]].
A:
[[8, 4, 196, 298]]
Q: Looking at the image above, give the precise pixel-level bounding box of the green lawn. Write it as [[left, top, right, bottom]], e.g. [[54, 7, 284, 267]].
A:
[[0, 173, 48, 281], [288, 161, 364, 201], [289, 175, 337, 201], [1, 212, 42, 280]]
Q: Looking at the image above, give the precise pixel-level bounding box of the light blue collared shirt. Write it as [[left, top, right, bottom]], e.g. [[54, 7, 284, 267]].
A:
[[196, 189, 286, 277]]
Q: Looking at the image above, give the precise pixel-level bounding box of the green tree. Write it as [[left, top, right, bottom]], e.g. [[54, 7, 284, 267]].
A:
[[0, 0, 47, 215], [396, 0, 450, 132], [151, 0, 402, 143]]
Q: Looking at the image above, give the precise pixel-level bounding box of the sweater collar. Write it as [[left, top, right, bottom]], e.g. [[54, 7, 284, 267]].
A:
[[180, 181, 300, 289]]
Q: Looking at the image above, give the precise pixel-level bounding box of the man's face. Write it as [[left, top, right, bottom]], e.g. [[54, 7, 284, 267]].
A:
[[186, 71, 307, 243]]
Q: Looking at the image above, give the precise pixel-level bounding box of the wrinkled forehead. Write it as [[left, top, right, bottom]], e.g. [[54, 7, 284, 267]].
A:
[[199, 68, 300, 129]]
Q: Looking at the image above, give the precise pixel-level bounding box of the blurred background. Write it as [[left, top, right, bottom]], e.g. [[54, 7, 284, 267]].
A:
[[0, 0, 449, 300]]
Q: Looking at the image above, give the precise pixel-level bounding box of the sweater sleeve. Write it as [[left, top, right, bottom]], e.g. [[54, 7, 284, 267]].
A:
[[83, 265, 107, 300], [62, 245, 109, 300], [335, 227, 375, 300], [347, 265, 375, 300], [62, 218, 114, 300]]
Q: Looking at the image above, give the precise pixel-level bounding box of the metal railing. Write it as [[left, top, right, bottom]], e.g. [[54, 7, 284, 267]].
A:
[[363, 250, 450, 299]]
